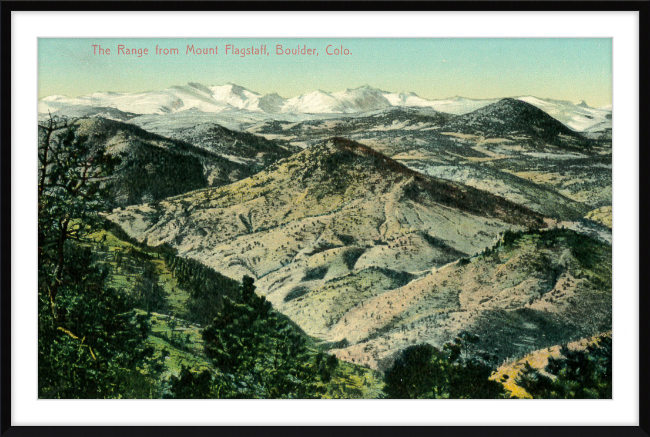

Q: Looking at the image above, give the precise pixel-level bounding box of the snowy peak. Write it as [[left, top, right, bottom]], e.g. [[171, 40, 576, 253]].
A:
[[382, 90, 438, 108], [517, 96, 611, 131], [209, 83, 266, 111], [332, 86, 392, 112], [258, 93, 286, 113], [210, 83, 257, 99], [281, 86, 392, 114], [282, 90, 339, 113], [182, 82, 214, 95], [38, 82, 609, 131]]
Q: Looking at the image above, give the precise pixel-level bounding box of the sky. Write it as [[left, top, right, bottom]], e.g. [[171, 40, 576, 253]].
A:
[[38, 38, 612, 107]]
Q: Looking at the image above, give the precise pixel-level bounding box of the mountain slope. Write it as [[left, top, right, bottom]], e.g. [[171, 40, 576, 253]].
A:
[[247, 104, 608, 221], [106, 148, 610, 371], [517, 97, 611, 132], [249, 107, 453, 145], [441, 98, 591, 149], [106, 138, 553, 367], [150, 122, 298, 168], [329, 228, 611, 370], [107, 137, 546, 253], [66, 118, 255, 205]]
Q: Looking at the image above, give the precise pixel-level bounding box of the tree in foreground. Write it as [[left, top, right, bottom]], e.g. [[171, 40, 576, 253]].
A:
[[38, 117, 159, 398], [38, 116, 119, 310], [199, 276, 326, 398], [383, 333, 505, 399], [38, 244, 162, 398], [134, 262, 167, 313], [515, 335, 612, 399], [165, 366, 215, 399]]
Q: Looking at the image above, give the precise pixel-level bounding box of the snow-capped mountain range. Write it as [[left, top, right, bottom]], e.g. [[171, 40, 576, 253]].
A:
[[39, 83, 612, 132]]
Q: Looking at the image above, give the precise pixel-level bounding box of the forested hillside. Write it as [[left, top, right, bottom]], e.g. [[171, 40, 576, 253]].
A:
[[38, 102, 612, 399]]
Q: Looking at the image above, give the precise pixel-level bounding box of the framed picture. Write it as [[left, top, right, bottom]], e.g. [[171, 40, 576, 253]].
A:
[[1, 0, 645, 434]]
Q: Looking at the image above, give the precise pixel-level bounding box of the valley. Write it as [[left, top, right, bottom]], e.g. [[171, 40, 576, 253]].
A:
[[39, 82, 613, 398]]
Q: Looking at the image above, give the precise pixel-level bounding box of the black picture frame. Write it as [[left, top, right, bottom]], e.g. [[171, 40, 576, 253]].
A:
[[1, 1, 645, 435]]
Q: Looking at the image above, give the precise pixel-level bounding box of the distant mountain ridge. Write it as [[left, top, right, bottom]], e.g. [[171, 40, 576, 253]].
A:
[[441, 98, 592, 149], [158, 121, 297, 167], [39, 83, 612, 131], [52, 117, 291, 206]]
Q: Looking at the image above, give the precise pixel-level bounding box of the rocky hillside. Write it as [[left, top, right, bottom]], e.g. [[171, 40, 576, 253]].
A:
[[105, 138, 567, 367], [329, 228, 611, 370]]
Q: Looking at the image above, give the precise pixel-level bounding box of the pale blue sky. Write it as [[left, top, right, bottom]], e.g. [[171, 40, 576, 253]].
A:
[[39, 38, 612, 106]]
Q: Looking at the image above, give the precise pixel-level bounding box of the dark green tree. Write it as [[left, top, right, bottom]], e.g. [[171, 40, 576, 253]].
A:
[[201, 276, 325, 398], [315, 352, 340, 383], [165, 366, 215, 399], [134, 262, 167, 313], [443, 331, 480, 361], [383, 344, 453, 399], [383, 337, 505, 399], [515, 336, 612, 399], [38, 116, 120, 310], [38, 117, 158, 398]]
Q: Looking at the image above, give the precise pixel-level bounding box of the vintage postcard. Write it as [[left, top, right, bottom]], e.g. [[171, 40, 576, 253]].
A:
[[37, 38, 612, 399]]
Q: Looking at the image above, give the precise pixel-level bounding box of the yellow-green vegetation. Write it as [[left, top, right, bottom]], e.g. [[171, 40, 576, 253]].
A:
[[490, 332, 611, 399], [143, 326, 214, 381], [585, 206, 612, 229], [87, 228, 191, 314], [493, 332, 612, 399], [85, 227, 385, 398], [322, 360, 385, 399], [144, 311, 208, 359]]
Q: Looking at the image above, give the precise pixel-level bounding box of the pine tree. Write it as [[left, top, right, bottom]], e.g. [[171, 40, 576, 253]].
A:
[[165, 366, 214, 399], [38, 245, 161, 398], [38, 116, 158, 398], [134, 262, 167, 313], [383, 338, 505, 399], [39, 115, 120, 310], [515, 336, 612, 399], [201, 276, 325, 398]]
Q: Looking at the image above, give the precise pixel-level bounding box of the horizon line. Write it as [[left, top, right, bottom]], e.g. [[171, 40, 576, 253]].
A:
[[39, 82, 612, 107]]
